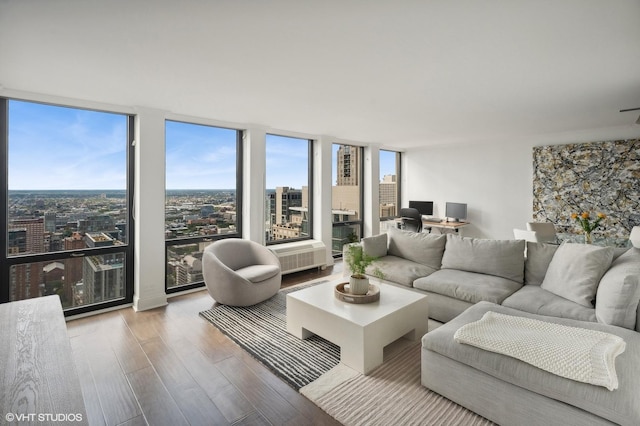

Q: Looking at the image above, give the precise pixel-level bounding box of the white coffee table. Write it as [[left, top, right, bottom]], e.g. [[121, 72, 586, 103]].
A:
[[286, 280, 429, 375]]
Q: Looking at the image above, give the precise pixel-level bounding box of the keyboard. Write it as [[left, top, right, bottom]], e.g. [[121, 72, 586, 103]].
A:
[[423, 217, 444, 223]]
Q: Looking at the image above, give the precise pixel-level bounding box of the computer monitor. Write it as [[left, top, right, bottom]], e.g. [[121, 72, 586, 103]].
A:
[[445, 202, 467, 222], [408, 200, 433, 216]]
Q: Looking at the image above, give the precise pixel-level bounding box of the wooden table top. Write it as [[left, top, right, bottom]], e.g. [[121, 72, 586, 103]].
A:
[[0, 296, 88, 425]]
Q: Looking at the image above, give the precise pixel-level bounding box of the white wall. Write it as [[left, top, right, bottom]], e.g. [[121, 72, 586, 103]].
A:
[[405, 141, 531, 239], [405, 127, 640, 240], [134, 107, 169, 311]]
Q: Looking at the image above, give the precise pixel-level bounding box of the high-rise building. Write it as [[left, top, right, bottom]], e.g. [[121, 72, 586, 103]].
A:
[[379, 174, 397, 217], [77, 214, 115, 235], [276, 187, 302, 224], [63, 232, 86, 307], [201, 204, 215, 218], [45, 232, 64, 252], [332, 145, 362, 253], [332, 145, 361, 221], [9, 218, 44, 254], [64, 232, 86, 250], [44, 211, 57, 233], [84, 232, 116, 248], [175, 254, 203, 285], [8, 229, 27, 254], [336, 145, 359, 186], [82, 233, 124, 304], [268, 186, 309, 240], [9, 263, 43, 302]]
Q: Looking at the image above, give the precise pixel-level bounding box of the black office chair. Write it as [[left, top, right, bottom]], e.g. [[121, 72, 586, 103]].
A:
[[399, 207, 422, 233]]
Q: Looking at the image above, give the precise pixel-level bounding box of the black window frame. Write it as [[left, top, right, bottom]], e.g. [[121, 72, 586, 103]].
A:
[[379, 149, 402, 222], [265, 135, 314, 246], [331, 144, 364, 257], [164, 121, 243, 294], [0, 98, 135, 316]]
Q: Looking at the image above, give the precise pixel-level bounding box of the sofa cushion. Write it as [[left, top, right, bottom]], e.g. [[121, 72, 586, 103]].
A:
[[362, 232, 388, 258], [414, 269, 522, 305], [524, 241, 558, 285], [613, 246, 632, 260], [366, 255, 437, 287], [387, 227, 446, 270], [541, 243, 614, 308], [502, 285, 596, 322], [596, 248, 640, 330], [422, 301, 640, 426], [420, 291, 475, 323], [440, 234, 525, 283]]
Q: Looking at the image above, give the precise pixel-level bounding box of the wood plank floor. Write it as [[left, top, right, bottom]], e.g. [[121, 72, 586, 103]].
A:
[[67, 264, 344, 426]]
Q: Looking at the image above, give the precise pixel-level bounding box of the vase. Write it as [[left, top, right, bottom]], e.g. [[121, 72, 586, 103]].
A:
[[584, 232, 592, 244], [349, 275, 370, 295]]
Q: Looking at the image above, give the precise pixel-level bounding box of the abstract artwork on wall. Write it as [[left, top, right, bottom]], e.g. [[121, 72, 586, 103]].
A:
[[533, 139, 640, 240]]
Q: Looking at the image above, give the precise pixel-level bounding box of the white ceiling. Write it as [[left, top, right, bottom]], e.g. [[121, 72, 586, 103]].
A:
[[1, 0, 640, 149]]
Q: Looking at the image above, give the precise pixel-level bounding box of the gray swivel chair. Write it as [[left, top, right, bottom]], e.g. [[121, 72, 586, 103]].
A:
[[399, 207, 423, 233], [202, 239, 282, 306]]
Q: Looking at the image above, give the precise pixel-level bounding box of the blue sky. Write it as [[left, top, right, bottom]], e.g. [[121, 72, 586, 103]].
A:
[[265, 134, 309, 189], [9, 100, 397, 191], [379, 149, 398, 180], [8, 100, 127, 190], [166, 120, 238, 189]]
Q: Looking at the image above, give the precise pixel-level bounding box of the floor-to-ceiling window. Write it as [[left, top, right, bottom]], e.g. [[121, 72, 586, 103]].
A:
[[379, 149, 401, 231], [265, 134, 313, 244], [331, 143, 364, 256], [0, 99, 134, 315], [164, 120, 242, 292]]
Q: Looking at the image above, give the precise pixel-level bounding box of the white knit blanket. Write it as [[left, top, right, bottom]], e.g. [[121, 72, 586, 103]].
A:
[[454, 311, 626, 391]]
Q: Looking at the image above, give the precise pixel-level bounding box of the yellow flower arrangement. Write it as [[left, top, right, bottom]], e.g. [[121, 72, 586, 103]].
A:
[[571, 211, 606, 234]]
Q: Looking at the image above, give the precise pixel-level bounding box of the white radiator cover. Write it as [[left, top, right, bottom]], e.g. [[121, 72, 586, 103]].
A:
[[269, 240, 327, 274]]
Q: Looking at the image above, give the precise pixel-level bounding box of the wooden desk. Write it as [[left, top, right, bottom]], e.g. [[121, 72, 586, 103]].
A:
[[395, 218, 470, 233], [0, 296, 88, 425], [422, 220, 469, 233]]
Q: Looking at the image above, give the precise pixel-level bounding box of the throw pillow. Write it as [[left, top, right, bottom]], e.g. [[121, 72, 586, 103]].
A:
[[387, 226, 446, 270], [524, 242, 558, 285], [596, 248, 640, 329], [541, 243, 614, 308], [362, 233, 388, 258], [440, 234, 525, 283]]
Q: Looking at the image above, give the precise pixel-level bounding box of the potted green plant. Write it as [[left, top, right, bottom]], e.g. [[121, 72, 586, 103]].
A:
[[345, 244, 383, 295]]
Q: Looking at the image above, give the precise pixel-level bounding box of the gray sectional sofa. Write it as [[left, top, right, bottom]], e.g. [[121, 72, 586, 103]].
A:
[[352, 226, 640, 426]]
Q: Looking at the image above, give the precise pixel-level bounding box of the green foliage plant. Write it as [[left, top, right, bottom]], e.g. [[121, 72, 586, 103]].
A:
[[346, 244, 383, 279]]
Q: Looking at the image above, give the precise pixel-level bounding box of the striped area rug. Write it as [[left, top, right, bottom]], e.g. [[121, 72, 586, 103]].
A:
[[305, 342, 495, 426], [199, 281, 340, 390]]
